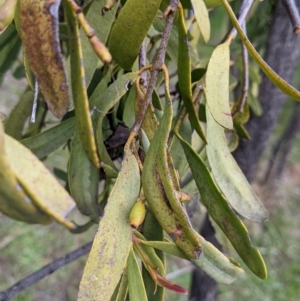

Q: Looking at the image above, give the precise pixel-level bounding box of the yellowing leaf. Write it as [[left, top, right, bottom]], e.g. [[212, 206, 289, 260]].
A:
[[0, 123, 51, 224], [191, 0, 210, 43], [5, 134, 75, 229], [205, 40, 233, 129], [206, 106, 268, 222], [0, 0, 17, 34], [78, 142, 140, 301]]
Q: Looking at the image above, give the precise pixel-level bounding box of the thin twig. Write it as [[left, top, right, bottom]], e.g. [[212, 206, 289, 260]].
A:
[[0, 242, 92, 301], [282, 0, 300, 34], [131, 0, 179, 133], [228, 0, 254, 39]]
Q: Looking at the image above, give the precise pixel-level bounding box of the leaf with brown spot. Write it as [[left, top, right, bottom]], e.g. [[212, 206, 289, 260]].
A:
[[15, 0, 70, 118], [78, 141, 140, 301]]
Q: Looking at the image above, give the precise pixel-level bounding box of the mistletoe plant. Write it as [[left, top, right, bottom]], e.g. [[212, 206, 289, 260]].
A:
[[0, 0, 299, 300]]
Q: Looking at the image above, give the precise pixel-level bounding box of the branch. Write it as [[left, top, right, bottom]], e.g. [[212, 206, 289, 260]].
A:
[[228, 0, 254, 39], [139, 40, 148, 90], [0, 241, 92, 301], [132, 0, 179, 133], [282, 0, 300, 34]]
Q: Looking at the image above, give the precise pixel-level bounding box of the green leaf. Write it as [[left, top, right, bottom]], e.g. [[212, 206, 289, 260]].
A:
[[5, 134, 75, 229], [227, 130, 239, 152], [178, 5, 207, 143], [4, 90, 34, 140], [221, 0, 300, 101], [109, 0, 162, 70], [177, 133, 267, 279], [142, 212, 165, 301], [21, 117, 76, 158], [65, 1, 100, 167], [110, 270, 128, 301], [78, 141, 140, 301], [191, 0, 210, 43], [127, 249, 148, 301], [234, 123, 251, 140], [170, 119, 192, 178], [142, 73, 201, 260], [204, 0, 233, 8], [123, 84, 136, 128], [205, 39, 233, 129], [68, 129, 100, 220], [206, 106, 267, 222], [233, 103, 250, 125], [248, 90, 262, 116], [0, 31, 21, 76]]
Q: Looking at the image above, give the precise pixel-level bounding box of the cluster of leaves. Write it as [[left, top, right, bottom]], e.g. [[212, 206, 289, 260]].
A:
[[1, 0, 300, 300]]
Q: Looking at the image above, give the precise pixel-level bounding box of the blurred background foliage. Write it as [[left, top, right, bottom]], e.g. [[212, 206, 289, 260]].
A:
[[1, 0, 300, 300]]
